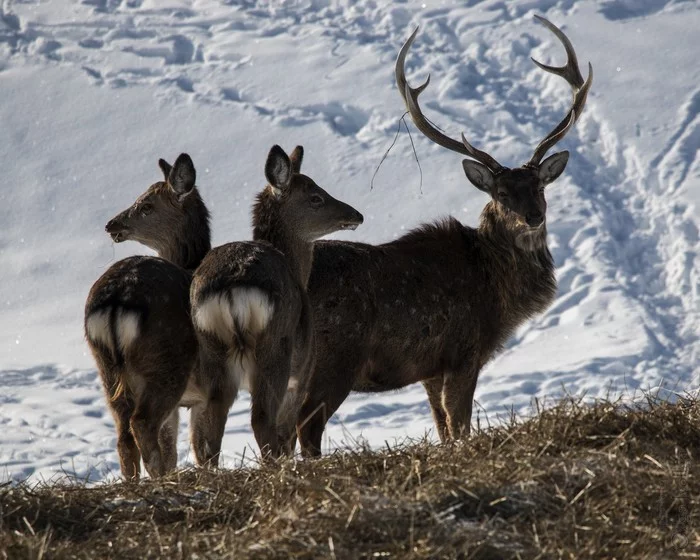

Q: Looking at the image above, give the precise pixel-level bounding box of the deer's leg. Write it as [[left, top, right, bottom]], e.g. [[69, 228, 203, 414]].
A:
[[422, 376, 448, 443], [190, 395, 234, 468], [159, 408, 179, 473], [190, 342, 236, 468], [297, 364, 356, 458], [441, 369, 479, 440], [275, 388, 301, 457], [130, 383, 182, 478], [111, 391, 141, 480], [96, 356, 141, 480], [250, 349, 290, 460]]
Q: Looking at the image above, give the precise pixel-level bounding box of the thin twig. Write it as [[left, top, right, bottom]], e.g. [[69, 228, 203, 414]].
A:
[[370, 111, 407, 191]]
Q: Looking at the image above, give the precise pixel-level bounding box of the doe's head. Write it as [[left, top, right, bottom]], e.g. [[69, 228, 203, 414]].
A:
[[263, 144, 364, 241], [105, 153, 200, 251]]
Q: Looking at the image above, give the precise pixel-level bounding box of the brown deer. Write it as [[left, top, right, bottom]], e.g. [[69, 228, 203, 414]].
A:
[[189, 145, 363, 462], [297, 16, 592, 456], [85, 154, 211, 479]]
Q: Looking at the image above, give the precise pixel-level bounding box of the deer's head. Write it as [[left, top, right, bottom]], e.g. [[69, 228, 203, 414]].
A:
[[261, 144, 364, 240], [396, 16, 592, 233], [105, 154, 208, 258]]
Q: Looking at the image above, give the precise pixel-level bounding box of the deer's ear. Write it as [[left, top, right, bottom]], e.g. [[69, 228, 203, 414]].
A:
[[289, 146, 304, 174], [168, 153, 196, 202], [538, 151, 569, 185], [462, 160, 494, 193], [158, 158, 172, 181], [265, 145, 292, 194]]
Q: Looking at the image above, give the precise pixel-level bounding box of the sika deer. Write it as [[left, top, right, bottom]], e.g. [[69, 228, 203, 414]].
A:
[[297, 16, 592, 456], [85, 154, 211, 479], [189, 145, 363, 462]]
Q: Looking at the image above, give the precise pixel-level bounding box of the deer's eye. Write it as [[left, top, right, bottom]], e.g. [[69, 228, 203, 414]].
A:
[[498, 191, 509, 199], [141, 203, 154, 216], [310, 194, 324, 207]]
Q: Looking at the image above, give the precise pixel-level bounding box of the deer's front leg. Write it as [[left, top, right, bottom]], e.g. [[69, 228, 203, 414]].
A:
[[441, 369, 479, 441], [422, 376, 448, 443]]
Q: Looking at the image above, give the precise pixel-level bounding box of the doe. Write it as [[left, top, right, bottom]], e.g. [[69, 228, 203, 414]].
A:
[[85, 154, 210, 478], [189, 145, 363, 461]]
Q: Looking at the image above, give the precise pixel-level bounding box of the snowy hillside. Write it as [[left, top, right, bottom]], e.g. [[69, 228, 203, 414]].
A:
[[0, 0, 698, 482]]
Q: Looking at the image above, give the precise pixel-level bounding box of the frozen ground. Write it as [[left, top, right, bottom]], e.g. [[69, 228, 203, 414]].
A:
[[0, 0, 698, 482]]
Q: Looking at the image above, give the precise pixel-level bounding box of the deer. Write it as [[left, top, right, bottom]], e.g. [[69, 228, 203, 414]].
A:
[[188, 144, 364, 462], [296, 16, 592, 456], [84, 154, 211, 479]]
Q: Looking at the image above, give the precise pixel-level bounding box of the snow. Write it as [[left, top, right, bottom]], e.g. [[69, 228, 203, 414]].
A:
[[0, 0, 698, 483]]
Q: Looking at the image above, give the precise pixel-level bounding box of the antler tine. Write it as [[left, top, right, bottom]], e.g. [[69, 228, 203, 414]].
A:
[[528, 15, 593, 167], [396, 27, 504, 173]]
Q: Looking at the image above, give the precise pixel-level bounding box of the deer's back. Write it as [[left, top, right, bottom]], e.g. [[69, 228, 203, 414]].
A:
[[85, 256, 196, 376], [191, 241, 306, 347], [309, 218, 552, 390], [192, 242, 301, 306]]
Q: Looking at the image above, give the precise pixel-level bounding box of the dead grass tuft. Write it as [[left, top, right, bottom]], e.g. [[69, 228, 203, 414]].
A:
[[2, 396, 699, 558]]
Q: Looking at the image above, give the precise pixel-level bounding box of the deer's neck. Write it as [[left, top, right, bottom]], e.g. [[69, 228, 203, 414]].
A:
[[157, 190, 211, 272], [252, 191, 313, 288], [477, 201, 556, 315]]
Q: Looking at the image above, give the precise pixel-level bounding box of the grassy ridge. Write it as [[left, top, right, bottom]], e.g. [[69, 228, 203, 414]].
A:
[[1, 397, 699, 559]]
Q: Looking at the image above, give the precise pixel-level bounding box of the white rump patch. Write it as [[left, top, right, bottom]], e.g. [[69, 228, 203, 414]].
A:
[[85, 308, 141, 354], [85, 310, 111, 349], [193, 287, 274, 344], [116, 311, 140, 350], [193, 294, 235, 342]]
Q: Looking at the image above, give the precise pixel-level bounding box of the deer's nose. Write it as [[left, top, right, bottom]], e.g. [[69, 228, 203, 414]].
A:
[[352, 209, 364, 225], [105, 215, 126, 233], [525, 211, 544, 227]]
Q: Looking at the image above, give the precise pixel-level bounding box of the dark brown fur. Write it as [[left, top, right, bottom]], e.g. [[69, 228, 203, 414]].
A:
[[84, 154, 210, 479], [189, 145, 363, 461], [297, 159, 567, 455], [297, 16, 592, 455]]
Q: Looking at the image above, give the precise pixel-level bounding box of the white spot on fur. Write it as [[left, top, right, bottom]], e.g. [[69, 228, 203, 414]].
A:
[[194, 287, 274, 344], [116, 311, 140, 350], [85, 308, 140, 353], [193, 294, 235, 342], [86, 310, 111, 348]]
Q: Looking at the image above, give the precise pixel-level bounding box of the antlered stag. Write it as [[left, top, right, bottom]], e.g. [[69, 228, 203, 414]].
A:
[[297, 16, 592, 455], [85, 154, 211, 478], [189, 145, 363, 461]]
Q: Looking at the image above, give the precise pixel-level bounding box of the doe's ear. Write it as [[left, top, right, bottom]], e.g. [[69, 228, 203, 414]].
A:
[[538, 151, 569, 185], [462, 160, 494, 193], [289, 145, 304, 174], [168, 153, 196, 202], [265, 145, 292, 193], [158, 158, 172, 181]]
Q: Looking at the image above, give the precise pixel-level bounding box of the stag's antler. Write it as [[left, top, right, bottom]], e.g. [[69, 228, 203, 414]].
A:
[[395, 27, 505, 174], [527, 15, 593, 167], [395, 17, 592, 171]]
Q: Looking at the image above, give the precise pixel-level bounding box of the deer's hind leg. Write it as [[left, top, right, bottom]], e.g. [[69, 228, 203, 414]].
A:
[[93, 350, 141, 480], [190, 340, 237, 468], [250, 343, 291, 459], [129, 353, 190, 478], [112, 390, 141, 480], [159, 409, 180, 473]]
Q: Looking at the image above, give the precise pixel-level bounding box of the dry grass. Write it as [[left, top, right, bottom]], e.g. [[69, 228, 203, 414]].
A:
[[2, 396, 699, 559]]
